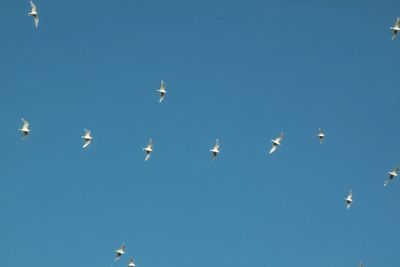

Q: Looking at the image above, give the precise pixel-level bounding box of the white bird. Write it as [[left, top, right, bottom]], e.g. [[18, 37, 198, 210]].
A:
[[28, 0, 39, 28], [143, 138, 153, 161], [114, 243, 125, 261], [210, 139, 220, 160], [128, 258, 136, 267], [269, 132, 284, 154], [391, 17, 400, 40], [81, 129, 92, 148], [384, 166, 399, 187], [19, 118, 30, 139], [345, 189, 353, 210], [318, 128, 325, 144], [157, 80, 167, 103]]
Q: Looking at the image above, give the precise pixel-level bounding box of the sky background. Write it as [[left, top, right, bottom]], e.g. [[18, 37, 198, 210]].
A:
[[0, 0, 399, 266]]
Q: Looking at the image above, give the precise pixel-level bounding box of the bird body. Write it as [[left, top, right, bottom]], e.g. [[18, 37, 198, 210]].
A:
[[28, 0, 39, 28], [82, 129, 92, 148], [157, 80, 167, 102], [19, 118, 30, 139], [128, 258, 136, 267], [385, 167, 399, 187], [345, 190, 353, 209], [318, 128, 325, 144], [269, 132, 284, 154], [210, 139, 220, 160], [115, 244, 125, 261], [143, 138, 153, 161], [391, 17, 400, 40]]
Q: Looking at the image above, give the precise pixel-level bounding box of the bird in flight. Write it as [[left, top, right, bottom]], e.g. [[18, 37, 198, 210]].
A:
[[345, 189, 353, 210], [19, 118, 30, 139], [114, 243, 125, 261], [143, 138, 153, 161], [384, 166, 399, 187], [28, 0, 39, 28], [210, 139, 220, 160], [157, 80, 167, 103], [82, 129, 92, 148], [128, 258, 136, 267], [269, 132, 284, 154], [391, 17, 400, 40], [318, 128, 325, 144]]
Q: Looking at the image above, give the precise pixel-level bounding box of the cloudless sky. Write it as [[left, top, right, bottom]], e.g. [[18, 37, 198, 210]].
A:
[[0, 0, 400, 266]]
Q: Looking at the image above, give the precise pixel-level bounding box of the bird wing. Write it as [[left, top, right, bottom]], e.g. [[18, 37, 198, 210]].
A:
[[319, 128, 324, 135], [214, 139, 220, 150], [82, 140, 91, 148], [30, 0, 37, 12], [84, 129, 91, 137], [348, 190, 352, 197], [276, 132, 284, 142], [145, 153, 151, 161], [159, 94, 165, 103], [160, 80, 165, 90], [34, 15, 39, 28], [396, 17, 400, 27], [269, 144, 277, 154], [147, 138, 153, 149], [22, 118, 29, 128]]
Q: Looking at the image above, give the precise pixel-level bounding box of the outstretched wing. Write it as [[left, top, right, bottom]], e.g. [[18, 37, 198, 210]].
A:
[[276, 132, 284, 142], [269, 144, 277, 154], [145, 153, 151, 161], [160, 80, 165, 90], [396, 17, 400, 27], [214, 139, 220, 150], [82, 140, 91, 148], [34, 15, 39, 28], [22, 118, 29, 128], [30, 0, 37, 12], [84, 129, 91, 137], [147, 138, 153, 149]]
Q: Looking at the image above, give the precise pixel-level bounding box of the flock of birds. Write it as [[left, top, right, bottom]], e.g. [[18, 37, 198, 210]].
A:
[[21, 0, 400, 266]]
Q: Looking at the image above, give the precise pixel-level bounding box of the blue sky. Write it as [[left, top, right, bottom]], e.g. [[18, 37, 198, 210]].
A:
[[0, 0, 399, 266]]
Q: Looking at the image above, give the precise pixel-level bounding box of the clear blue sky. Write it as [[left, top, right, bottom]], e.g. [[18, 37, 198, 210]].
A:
[[0, 0, 399, 266]]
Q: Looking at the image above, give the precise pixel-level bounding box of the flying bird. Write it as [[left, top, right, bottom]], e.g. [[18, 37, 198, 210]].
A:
[[114, 243, 125, 261], [269, 132, 284, 154], [384, 166, 399, 187], [143, 138, 153, 161], [19, 118, 30, 139], [318, 128, 325, 144], [210, 139, 220, 160], [345, 189, 353, 210], [128, 258, 136, 267], [391, 17, 400, 40], [81, 129, 92, 148], [157, 80, 167, 103], [28, 0, 39, 28]]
